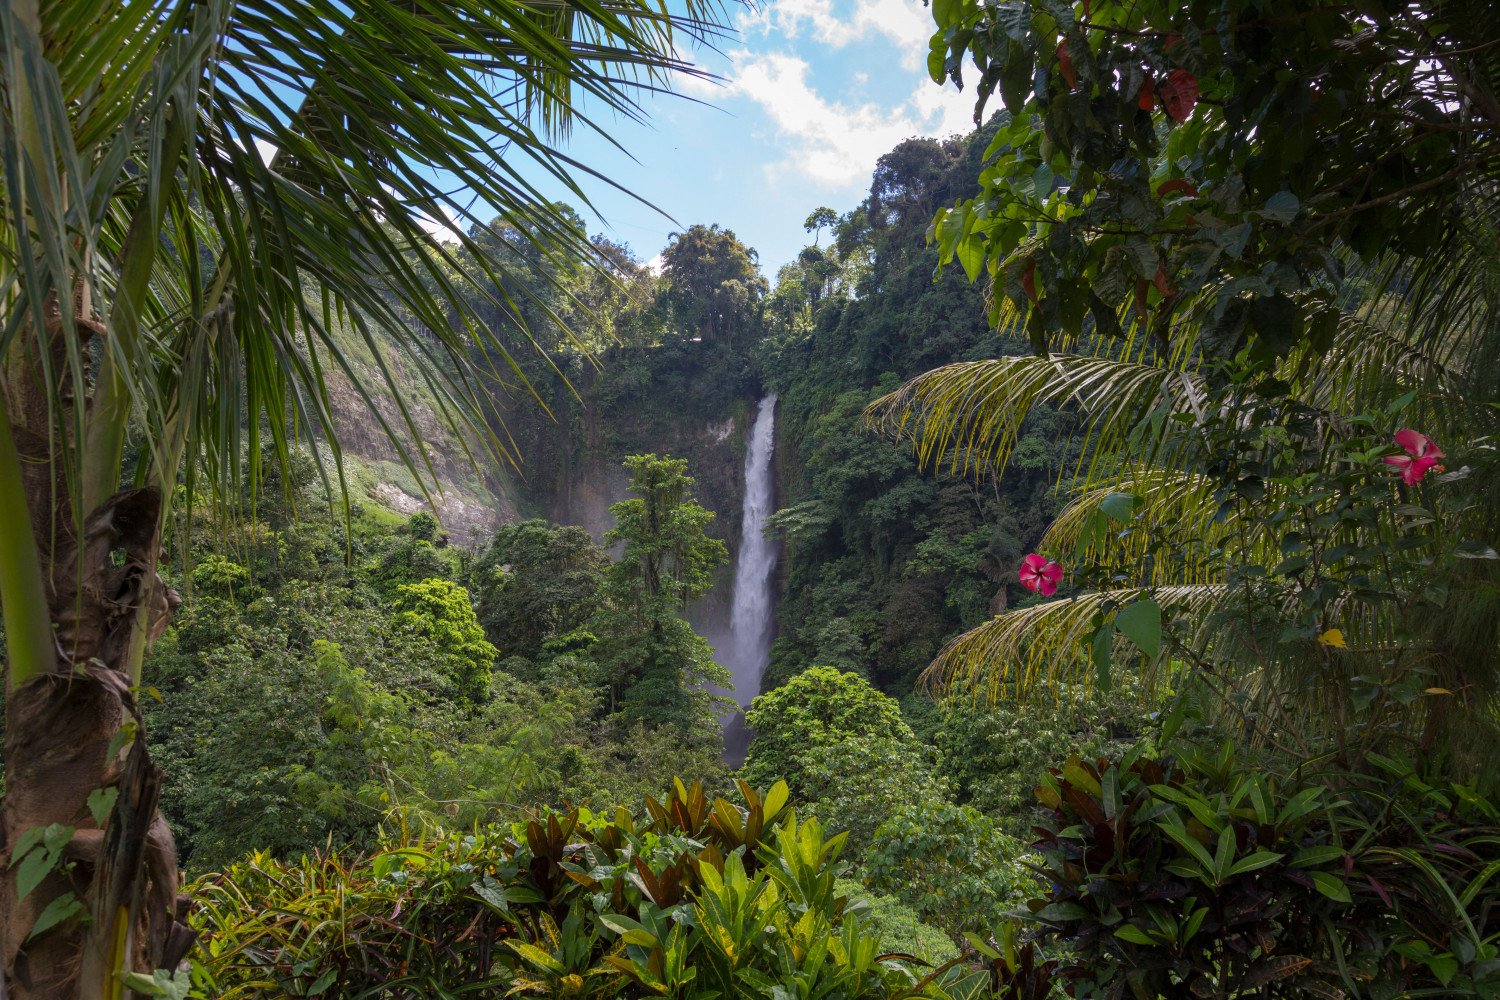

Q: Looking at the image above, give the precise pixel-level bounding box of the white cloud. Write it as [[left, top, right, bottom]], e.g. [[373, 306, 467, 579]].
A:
[[414, 202, 464, 242], [740, 0, 937, 71], [723, 52, 973, 188], [674, 71, 724, 101]]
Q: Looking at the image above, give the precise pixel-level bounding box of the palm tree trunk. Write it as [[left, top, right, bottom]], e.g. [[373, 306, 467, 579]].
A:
[[0, 344, 192, 995], [1, 485, 195, 997]]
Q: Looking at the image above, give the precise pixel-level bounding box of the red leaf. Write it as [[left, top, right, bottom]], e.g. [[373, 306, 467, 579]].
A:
[[1057, 43, 1077, 90], [1159, 69, 1198, 122], [1153, 265, 1174, 296], [1023, 261, 1038, 303], [1155, 178, 1198, 198], [1137, 74, 1155, 111]]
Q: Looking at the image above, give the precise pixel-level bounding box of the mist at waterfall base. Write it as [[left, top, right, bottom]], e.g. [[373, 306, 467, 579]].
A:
[[711, 394, 778, 764]]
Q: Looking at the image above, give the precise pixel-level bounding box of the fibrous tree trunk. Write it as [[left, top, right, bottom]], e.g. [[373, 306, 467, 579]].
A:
[[1, 322, 194, 996]]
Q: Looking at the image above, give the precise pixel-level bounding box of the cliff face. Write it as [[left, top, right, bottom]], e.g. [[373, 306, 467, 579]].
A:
[[497, 341, 759, 545], [328, 333, 764, 563], [321, 332, 523, 548]]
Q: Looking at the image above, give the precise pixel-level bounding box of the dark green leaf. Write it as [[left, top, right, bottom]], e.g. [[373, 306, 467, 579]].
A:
[[1114, 599, 1161, 658]]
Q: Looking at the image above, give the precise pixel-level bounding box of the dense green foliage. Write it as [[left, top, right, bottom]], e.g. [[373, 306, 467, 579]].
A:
[[660, 224, 770, 348], [920, 687, 1155, 835], [864, 802, 1029, 937], [928, 0, 1498, 362], [187, 781, 981, 999], [471, 519, 610, 665], [1008, 748, 1500, 997], [146, 454, 733, 872], [760, 133, 1075, 696], [854, 1, 1500, 996], [743, 668, 943, 852]]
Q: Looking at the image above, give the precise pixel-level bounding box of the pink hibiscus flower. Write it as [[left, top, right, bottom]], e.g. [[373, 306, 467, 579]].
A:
[[1018, 553, 1064, 596], [1384, 429, 1444, 486]]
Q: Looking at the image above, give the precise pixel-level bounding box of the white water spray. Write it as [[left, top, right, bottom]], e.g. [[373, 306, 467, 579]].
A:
[[720, 394, 778, 760]]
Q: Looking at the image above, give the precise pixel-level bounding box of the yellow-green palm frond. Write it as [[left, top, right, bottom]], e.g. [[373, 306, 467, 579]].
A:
[[865, 354, 1206, 482], [1283, 309, 1468, 429], [923, 585, 1225, 705], [1041, 469, 1234, 587]]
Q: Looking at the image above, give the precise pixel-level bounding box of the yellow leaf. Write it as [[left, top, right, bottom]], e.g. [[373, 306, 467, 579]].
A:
[[1425, 687, 1453, 696], [1317, 629, 1346, 648]]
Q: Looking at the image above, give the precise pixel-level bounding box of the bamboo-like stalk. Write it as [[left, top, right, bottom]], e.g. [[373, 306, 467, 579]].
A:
[[81, 109, 184, 518], [0, 407, 55, 688]]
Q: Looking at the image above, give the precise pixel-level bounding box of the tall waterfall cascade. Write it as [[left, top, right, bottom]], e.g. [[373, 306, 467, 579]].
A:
[[719, 394, 778, 760]]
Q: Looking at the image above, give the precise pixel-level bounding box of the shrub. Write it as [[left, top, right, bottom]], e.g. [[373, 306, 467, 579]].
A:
[[999, 744, 1500, 998], [391, 577, 497, 702], [925, 686, 1154, 836], [742, 666, 920, 794], [802, 734, 948, 856], [744, 668, 946, 859], [834, 878, 959, 966], [865, 801, 1033, 937], [188, 780, 972, 998]]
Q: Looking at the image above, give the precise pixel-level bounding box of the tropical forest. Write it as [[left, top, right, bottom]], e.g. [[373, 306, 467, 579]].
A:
[[4, 0, 1500, 997]]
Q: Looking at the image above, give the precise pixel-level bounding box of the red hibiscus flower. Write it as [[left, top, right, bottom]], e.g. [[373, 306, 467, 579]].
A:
[[1384, 429, 1444, 485], [1018, 553, 1064, 596]]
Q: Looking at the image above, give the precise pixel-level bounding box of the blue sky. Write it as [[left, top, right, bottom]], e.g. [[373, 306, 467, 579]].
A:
[[513, 0, 977, 275]]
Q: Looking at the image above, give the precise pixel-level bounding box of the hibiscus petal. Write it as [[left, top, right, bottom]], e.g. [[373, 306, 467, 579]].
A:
[[1040, 561, 1064, 583], [1018, 572, 1041, 593], [1404, 457, 1439, 485], [1021, 553, 1048, 572], [1038, 579, 1058, 596], [1394, 428, 1438, 458], [1384, 454, 1412, 469]]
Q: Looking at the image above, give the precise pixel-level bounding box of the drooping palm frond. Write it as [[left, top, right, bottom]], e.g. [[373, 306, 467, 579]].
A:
[[1040, 469, 1233, 587], [2, 0, 733, 546], [923, 585, 1225, 705], [924, 573, 1459, 751], [1357, 194, 1500, 390], [175, 0, 727, 508], [1282, 308, 1472, 435], [864, 354, 1207, 482]]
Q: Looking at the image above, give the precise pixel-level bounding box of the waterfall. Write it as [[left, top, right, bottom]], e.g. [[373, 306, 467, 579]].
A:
[[719, 394, 778, 761]]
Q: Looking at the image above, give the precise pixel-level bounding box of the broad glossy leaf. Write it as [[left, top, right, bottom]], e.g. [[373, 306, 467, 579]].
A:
[[1114, 599, 1161, 658]]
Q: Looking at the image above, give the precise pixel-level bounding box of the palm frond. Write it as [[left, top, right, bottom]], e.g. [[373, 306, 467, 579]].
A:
[[1283, 308, 1471, 432], [923, 585, 1225, 704], [865, 354, 1206, 482], [1041, 469, 1231, 587], [2, 0, 734, 545]]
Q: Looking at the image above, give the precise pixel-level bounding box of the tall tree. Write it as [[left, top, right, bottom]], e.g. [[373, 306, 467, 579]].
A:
[[0, 0, 725, 993], [659, 223, 768, 346], [471, 519, 610, 660], [593, 454, 728, 728]]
